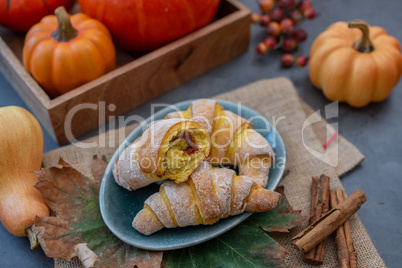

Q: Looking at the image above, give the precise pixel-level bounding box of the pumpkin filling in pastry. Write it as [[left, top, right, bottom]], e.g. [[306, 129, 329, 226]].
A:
[[161, 129, 209, 183]]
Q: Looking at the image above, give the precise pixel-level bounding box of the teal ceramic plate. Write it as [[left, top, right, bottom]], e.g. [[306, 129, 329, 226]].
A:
[[99, 100, 286, 251]]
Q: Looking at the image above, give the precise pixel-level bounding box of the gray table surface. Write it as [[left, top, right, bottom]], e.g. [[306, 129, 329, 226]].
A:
[[1, 0, 401, 267]]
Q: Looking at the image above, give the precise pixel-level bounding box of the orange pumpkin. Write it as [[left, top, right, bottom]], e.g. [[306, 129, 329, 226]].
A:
[[0, 0, 75, 32], [309, 20, 402, 107], [78, 0, 221, 51], [23, 7, 116, 98]]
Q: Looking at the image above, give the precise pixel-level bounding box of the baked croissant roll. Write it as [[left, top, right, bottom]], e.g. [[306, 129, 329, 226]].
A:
[[113, 118, 210, 189], [132, 161, 281, 235], [113, 99, 274, 190], [166, 99, 274, 187]]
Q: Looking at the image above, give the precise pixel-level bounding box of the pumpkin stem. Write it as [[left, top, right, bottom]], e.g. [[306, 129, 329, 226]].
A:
[[26, 225, 39, 250], [348, 20, 374, 53], [51, 6, 78, 42]]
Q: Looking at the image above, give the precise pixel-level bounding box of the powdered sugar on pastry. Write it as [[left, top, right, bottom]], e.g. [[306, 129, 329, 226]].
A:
[[145, 193, 175, 228], [132, 207, 164, 236], [211, 167, 234, 218], [230, 176, 254, 215], [246, 184, 281, 212], [230, 129, 274, 164], [209, 110, 250, 164], [239, 158, 271, 188], [190, 99, 218, 137], [165, 111, 186, 119], [113, 142, 158, 191], [163, 181, 202, 227], [189, 161, 220, 220]]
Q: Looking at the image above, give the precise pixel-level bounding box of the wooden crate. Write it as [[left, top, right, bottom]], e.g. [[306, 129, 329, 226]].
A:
[[0, 0, 250, 145]]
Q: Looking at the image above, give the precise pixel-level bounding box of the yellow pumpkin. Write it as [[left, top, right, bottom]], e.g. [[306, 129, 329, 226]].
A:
[[23, 6, 116, 98], [0, 106, 49, 237], [309, 20, 402, 107]]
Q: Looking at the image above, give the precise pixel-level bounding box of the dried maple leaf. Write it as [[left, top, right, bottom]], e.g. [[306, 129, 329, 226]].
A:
[[33, 156, 162, 268]]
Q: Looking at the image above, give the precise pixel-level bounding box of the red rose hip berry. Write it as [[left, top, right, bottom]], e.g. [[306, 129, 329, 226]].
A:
[[280, 18, 294, 34], [296, 56, 309, 67], [270, 9, 285, 22], [266, 21, 281, 37], [263, 36, 277, 49], [292, 29, 307, 42], [289, 10, 303, 25], [259, 0, 275, 13], [251, 13, 260, 23], [298, 0, 313, 11], [259, 15, 270, 26], [277, 0, 295, 9], [281, 37, 297, 52], [304, 8, 318, 19], [281, 54, 294, 68], [256, 42, 269, 55]]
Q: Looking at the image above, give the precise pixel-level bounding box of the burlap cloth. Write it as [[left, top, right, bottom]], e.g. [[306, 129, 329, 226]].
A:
[[43, 77, 385, 268]]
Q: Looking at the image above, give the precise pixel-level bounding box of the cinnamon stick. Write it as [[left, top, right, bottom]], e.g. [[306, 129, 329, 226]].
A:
[[292, 189, 366, 253], [330, 190, 349, 268], [331, 189, 358, 268], [304, 175, 330, 265]]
